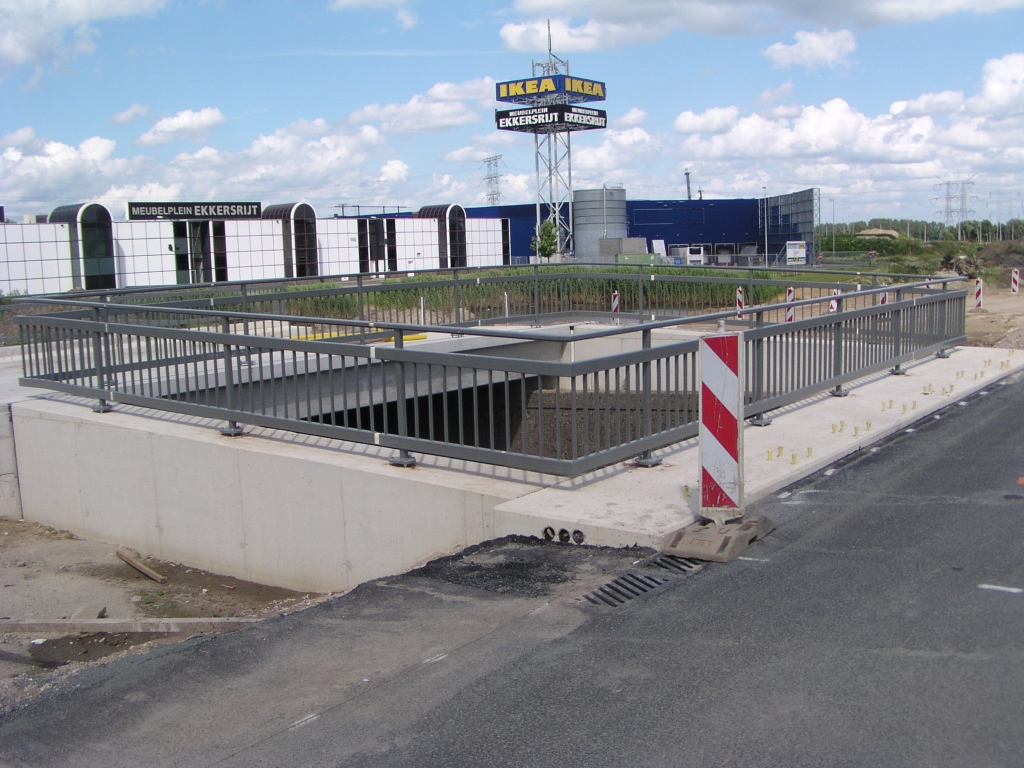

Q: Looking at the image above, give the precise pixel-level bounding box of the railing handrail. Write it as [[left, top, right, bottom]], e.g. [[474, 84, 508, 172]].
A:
[[11, 260, 944, 305], [13, 276, 966, 345]]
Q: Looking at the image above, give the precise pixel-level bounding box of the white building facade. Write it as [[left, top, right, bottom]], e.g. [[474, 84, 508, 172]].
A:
[[0, 202, 509, 295]]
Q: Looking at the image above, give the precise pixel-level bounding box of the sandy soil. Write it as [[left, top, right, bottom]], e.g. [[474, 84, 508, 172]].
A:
[[0, 517, 328, 711], [965, 292, 1024, 348]]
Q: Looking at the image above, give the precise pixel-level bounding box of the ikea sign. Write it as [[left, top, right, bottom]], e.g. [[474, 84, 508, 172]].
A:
[[495, 75, 607, 105]]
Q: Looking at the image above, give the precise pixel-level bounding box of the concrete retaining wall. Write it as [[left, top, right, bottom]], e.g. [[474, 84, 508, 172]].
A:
[[0, 406, 22, 518], [12, 400, 532, 593]]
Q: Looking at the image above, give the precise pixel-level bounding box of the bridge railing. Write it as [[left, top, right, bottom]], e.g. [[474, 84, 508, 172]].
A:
[[15, 277, 966, 476]]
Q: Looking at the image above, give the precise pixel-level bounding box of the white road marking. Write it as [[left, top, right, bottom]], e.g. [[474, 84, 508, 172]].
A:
[[422, 654, 448, 665], [738, 557, 770, 562], [978, 584, 1023, 594], [288, 714, 320, 730]]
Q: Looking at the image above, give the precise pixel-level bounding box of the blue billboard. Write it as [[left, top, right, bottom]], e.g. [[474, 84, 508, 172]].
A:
[[495, 75, 606, 105]]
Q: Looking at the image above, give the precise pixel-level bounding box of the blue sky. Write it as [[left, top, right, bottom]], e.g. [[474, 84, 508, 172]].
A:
[[2, 0, 1024, 224]]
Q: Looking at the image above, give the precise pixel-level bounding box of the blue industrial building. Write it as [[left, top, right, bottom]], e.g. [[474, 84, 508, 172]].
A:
[[466, 188, 818, 265]]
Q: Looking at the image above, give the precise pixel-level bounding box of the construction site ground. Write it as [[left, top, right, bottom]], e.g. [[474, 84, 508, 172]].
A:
[[2, 287, 1023, 713]]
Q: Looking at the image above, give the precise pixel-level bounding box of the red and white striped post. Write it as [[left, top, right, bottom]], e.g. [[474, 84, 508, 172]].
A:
[[1012, 269, 1019, 296], [975, 278, 984, 309], [879, 291, 888, 305], [829, 288, 840, 312], [735, 286, 745, 319], [611, 290, 620, 314], [785, 286, 795, 322], [700, 333, 744, 524]]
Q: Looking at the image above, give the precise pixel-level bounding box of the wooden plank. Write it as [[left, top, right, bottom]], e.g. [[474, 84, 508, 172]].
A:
[[116, 549, 168, 584]]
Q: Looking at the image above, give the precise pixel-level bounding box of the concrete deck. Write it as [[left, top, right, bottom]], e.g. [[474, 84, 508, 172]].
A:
[[493, 346, 1024, 548]]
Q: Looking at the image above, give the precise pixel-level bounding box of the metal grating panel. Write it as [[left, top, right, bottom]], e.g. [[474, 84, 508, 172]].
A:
[[647, 554, 704, 575], [582, 572, 668, 607]]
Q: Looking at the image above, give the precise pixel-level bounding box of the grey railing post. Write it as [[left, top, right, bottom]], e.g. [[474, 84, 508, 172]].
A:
[[357, 273, 366, 343], [749, 310, 772, 426], [220, 315, 243, 436], [871, 273, 878, 306], [635, 327, 661, 468], [91, 305, 112, 413], [240, 282, 249, 314], [936, 280, 951, 357], [747, 268, 755, 316], [533, 264, 541, 326], [831, 295, 848, 396], [453, 268, 461, 325], [891, 288, 907, 374], [637, 265, 645, 322], [389, 328, 416, 467]]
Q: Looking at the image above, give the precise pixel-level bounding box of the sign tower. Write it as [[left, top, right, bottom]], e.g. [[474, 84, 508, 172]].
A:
[[495, 25, 607, 258]]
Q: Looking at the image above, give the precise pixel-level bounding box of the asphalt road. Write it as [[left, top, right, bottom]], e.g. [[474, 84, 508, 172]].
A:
[[2, 373, 1024, 767]]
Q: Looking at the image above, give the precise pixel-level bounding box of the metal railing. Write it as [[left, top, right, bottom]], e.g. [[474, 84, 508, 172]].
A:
[[5, 262, 926, 344], [15, 275, 966, 476]]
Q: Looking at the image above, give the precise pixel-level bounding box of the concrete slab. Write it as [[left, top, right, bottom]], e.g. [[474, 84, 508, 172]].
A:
[[493, 346, 1024, 549]]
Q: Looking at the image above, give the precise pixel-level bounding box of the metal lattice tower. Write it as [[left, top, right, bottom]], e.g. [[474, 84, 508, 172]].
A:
[[494, 21, 607, 259], [943, 180, 957, 227], [528, 21, 577, 252], [958, 178, 975, 240], [531, 24, 573, 255], [482, 155, 504, 206]]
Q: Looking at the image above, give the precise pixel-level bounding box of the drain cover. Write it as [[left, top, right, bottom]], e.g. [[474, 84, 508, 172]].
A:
[[646, 554, 703, 575], [582, 573, 668, 607]]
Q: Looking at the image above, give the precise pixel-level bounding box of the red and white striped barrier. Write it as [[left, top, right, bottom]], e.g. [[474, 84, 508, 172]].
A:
[[785, 286, 795, 323], [975, 278, 983, 309], [735, 286, 744, 319], [611, 290, 620, 313], [700, 333, 744, 522], [1013, 269, 1019, 295], [829, 288, 840, 312], [879, 291, 888, 305]]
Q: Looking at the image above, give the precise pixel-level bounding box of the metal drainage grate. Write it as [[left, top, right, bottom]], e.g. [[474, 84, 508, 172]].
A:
[[582, 573, 668, 607], [646, 554, 704, 575]]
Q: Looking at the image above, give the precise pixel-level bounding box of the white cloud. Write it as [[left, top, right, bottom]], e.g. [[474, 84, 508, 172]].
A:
[[758, 81, 794, 107], [330, 0, 418, 30], [763, 29, 856, 69], [500, 0, 1024, 51], [426, 77, 496, 105], [111, 103, 150, 125], [95, 181, 182, 211], [1, 126, 36, 147], [136, 108, 226, 146], [890, 90, 964, 117], [0, 0, 168, 72], [615, 108, 648, 127], [966, 52, 1024, 115], [379, 159, 409, 183], [673, 106, 739, 133], [350, 96, 478, 134], [350, 78, 492, 134], [444, 131, 519, 162]]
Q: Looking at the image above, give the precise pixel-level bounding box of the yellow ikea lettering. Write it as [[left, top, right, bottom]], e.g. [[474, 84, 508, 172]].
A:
[[583, 81, 593, 95], [509, 82, 525, 96], [499, 84, 508, 98], [526, 80, 538, 93], [593, 83, 604, 98], [539, 78, 555, 92]]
